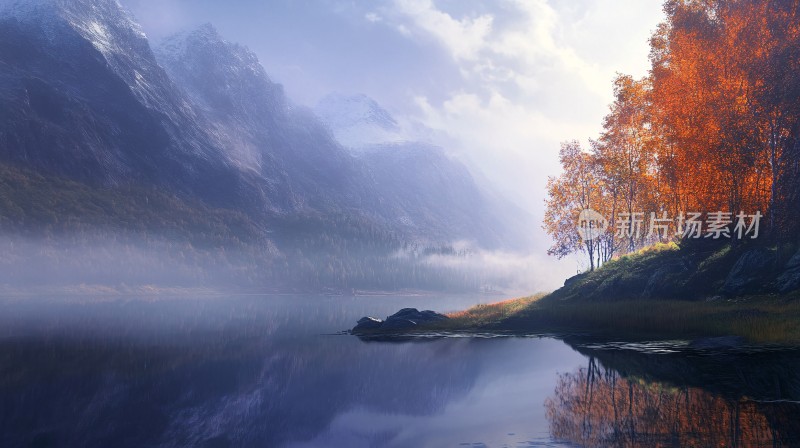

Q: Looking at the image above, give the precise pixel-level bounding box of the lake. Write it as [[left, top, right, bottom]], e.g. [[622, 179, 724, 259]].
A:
[[1, 294, 799, 447]]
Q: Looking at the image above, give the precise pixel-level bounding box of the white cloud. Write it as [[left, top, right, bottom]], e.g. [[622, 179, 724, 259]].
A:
[[384, 0, 662, 165], [391, 0, 493, 61], [364, 12, 382, 23]]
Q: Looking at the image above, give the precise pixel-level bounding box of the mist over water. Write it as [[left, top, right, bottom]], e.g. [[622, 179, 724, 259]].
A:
[[0, 230, 561, 295], [3, 295, 800, 447]]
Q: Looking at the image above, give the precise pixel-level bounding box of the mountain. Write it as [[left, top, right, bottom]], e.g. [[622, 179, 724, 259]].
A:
[[0, 0, 535, 291], [155, 25, 523, 247], [315, 93, 407, 148], [316, 94, 534, 249], [156, 25, 370, 214], [355, 142, 501, 245], [0, 0, 256, 208]]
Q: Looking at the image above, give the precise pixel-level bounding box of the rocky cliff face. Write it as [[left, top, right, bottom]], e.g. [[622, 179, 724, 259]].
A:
[[316, 93, 407, 149], [155, 24, 370, 215], [0, 0, 256, 208]]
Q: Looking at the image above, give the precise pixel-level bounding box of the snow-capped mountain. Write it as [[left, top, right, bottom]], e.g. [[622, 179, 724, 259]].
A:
[[0, 0, 527, 249], [317, 93, 486, 240], [316, 92, 532, 248], [0, 0, 252, 208], [316, 93, 407, 148]]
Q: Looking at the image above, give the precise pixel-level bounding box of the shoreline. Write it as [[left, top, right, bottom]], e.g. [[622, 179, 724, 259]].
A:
[[354, 293, 800, 346]]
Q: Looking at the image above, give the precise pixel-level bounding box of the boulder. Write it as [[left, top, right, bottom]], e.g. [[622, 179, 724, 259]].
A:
[[641, 260, 690, 299], [390, 308, 449, 323], [776, 249, 800, 293], [591, 274, 621, 300], [722, 248, 774, 295], [351, 308, 448, 333], [381, 317, 418, 330], [563, 272, 588, 288], [353, 316, 383, 332]]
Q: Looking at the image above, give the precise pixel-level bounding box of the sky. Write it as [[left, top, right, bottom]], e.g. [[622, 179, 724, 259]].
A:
[[122, 0, 666, 285]]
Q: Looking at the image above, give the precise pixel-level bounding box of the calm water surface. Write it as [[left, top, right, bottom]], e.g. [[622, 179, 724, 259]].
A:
[[1, 294, 799, 447]]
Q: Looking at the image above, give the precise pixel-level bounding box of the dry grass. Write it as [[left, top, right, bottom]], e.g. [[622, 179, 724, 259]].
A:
[[432, 293, 547, 330]]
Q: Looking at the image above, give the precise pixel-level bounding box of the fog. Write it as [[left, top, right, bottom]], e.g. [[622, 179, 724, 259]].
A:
[[119, 0, 665, 287], [0, 232, 568, 296]]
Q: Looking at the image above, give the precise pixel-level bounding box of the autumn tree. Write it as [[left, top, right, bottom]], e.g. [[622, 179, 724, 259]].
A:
[[545, 0, 800, 261], [594, 75, 660, 252], [544, 141, 608, 271], [649, 0, 800, 235]]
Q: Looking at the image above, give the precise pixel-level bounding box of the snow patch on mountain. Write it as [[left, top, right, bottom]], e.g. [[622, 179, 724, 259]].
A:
[[315, 93, 411, 149], [0, 0, 186, 116]]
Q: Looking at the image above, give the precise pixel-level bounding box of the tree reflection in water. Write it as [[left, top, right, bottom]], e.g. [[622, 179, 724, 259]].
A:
[[546, 357, 800, 447]]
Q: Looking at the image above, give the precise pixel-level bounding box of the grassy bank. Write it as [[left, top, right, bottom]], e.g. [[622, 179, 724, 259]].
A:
[[343, 238, 800, 343], [409, 239, 800, 344], [431, 294, 800, 344]]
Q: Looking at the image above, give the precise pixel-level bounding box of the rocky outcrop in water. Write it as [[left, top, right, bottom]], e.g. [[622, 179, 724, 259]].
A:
[[352, 308, 449, 333]]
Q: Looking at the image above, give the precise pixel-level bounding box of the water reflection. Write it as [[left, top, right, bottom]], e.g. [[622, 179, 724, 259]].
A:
[[0, 295, 580, 448], [547, 343, 800, 447], [2, 296, 800, 447]]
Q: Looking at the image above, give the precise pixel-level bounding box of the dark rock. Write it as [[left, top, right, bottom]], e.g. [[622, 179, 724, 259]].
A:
[[353, 317, 383, 332], [591, 275, 621, 299], [351, 308, 448, 333], [688, 336, 746, 349], [641, 260, 690, 299], [390, 308, 449, 323], [722, 248, 775, 295], [381, 317, 418, 330], [563, 272, 588, 288], [776, 249, 800, 293]]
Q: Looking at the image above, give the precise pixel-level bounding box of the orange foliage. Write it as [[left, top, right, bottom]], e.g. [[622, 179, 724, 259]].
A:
[[544, 0, 800, 264], [546, 362, 790, 447]]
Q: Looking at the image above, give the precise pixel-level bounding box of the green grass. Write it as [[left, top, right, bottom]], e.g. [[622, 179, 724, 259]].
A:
[[523, 297, 800, 343]]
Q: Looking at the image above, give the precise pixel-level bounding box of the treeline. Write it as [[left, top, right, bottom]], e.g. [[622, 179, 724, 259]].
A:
[[545, 0, 800, 269]]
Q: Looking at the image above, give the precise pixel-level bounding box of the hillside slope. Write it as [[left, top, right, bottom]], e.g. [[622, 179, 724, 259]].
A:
[[548, 241, 800, 302]]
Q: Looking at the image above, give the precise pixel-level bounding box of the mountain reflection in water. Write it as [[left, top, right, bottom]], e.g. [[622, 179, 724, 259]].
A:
[[1, 296, 800, 447]]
